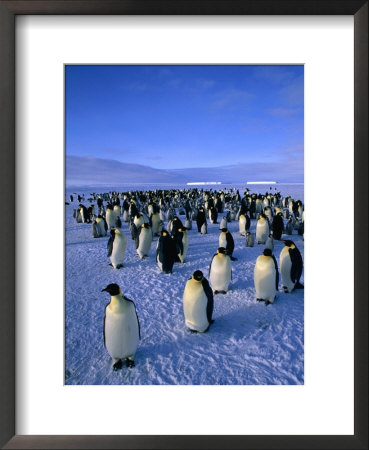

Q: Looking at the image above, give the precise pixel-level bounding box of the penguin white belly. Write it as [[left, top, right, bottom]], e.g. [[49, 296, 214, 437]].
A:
[[113, 205, 121, 217], [105, 304, 139, 360], [96, 218, 106, 237], [210, 256, 231, 292], [201, 223, 207, 234], [183, 283, 209, 333], [219, 217, 227, 229], [151, 215, 161, 235], [106, 210, 116, 229], [256, 221, 269, 244], [178, 233, 189, 263], [254, 257, 276, 302], [110, 234, 127, 268], [134, 215, 144, 228], [219, 234, 227, 248], [123, 210, 129, 222], [239, 215, 246, 235], [137, 229, 152, 258], [280, 247, 294, 292]]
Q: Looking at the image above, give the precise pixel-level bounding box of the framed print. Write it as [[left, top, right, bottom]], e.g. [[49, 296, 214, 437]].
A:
[[0, 1, 367, 449]]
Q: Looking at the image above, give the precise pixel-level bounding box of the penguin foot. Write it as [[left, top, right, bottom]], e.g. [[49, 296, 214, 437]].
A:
[[295, 282, 304, 289], [187, 328, 198, 334], [109, 263, 113, 266], [265, 300, 272, 306], [116, 264, 124, 269], [213, 290, 219, 295], [126, 358, 135, 369], [256, 298, 264, 302], [283, 286, 289, 293], [219, 290, 227, 294], [112, 359, 123, 371]]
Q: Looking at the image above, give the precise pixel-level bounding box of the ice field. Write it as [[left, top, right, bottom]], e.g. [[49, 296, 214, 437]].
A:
[[65, 184, 304, 385]]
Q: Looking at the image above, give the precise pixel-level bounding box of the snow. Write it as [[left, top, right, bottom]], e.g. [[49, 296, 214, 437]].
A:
[[65, 184, 304, 385]]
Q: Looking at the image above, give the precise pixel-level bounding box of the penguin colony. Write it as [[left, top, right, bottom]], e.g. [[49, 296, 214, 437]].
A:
[[70, 187, 304, 370]]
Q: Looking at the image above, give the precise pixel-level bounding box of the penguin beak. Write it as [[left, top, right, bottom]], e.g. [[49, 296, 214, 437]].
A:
[[101, 287, 108, 292]]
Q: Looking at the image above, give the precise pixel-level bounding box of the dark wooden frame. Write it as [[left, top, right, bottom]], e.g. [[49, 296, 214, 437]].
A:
[[0, 1, 367, 449]]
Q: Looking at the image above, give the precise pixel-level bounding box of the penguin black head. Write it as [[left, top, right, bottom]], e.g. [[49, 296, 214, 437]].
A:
[[110, 229, 116, 237], [263, 249, 273, 257], [193, 270, 204, 281], [102, 283, 121, 296], [218, 247, 227, 254], [283, 240, 294, 247], [143, 223, 150, 229], [221, 228, 228, 233]]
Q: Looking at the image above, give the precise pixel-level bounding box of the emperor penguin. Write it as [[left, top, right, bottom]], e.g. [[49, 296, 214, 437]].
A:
[[156, 230, 176, 274], [209, 206, 218, 224], [219, 228, 236, 261], [107, 228, 127, 269], [173, 227, 189, 263], [200, 222, 207, 235], [246, 231, 254, 247], [150, 212, 161, 236], [196, 207, 206, 233], [285, 216, 294, 235], [219, 215, 228, 230], [271, 212, 284, 240], [256, 213, 270, 244], [79, 204, 90, 223], [113, 204, 121, 221], [184, 217, 192, 230], [254, 248, 279, 305], [238, 213, 247, 236], [183, 270, 214, 333], [279, 240, 304, 293], [106, 204, 116, 230], [209, 247, 232, 294], [92, 215, 107, 238], [135, 223, 152, 259], [102, 283, 140, 370], [264, 234, 274, 252]]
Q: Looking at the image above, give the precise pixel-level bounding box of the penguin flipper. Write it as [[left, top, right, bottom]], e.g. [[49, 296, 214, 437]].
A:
[[272, 255, 279, 290], [107, 236, 114, 257], [124, 296, 141, 340], [202, 278, 214, 323]]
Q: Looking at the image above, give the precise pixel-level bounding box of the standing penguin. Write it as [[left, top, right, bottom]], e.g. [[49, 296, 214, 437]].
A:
[[219, 215, 228, 230], [107, 228, 127, 269], [264, 234, 274, 252], [102, 283, 140, 370], [156, 230, 176, 274], [183, 270, 214, 333], [150, 212, 162, 236], [173, 227, 189, 263], [209, 247, 232, 294], [106, 204, 116, 230], [246, 231, 254, 247], [256, 213, 270, 244], [279, 240, 304, 293], [209, 206, 218, 224], [219, 228, 237, 261], [271, 212, 284, 240], [135, 223, 152, 259], [238, 213, 247, 236], [196, 207, 206, 233], [254, 249, 279, 305], [96, 215, 108, 237]]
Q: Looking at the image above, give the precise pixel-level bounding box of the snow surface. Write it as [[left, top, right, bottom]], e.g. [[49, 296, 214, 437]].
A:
[[65, 184, 304, 385]]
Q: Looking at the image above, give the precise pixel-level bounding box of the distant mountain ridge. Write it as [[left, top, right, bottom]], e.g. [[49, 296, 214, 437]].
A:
[[66, 155, 303, 186]]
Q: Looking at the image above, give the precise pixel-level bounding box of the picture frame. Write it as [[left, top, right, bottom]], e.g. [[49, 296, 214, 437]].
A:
[[0, 1, 367, 449]]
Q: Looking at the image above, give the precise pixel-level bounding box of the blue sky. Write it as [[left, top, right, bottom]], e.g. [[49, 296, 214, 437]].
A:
[[66, 65, 303, 183]]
